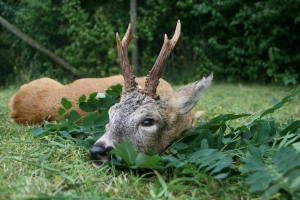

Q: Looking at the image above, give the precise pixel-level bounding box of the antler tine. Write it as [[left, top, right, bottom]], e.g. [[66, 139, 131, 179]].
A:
[[116, 24, 138, 93], [144, 20, 181, 99]]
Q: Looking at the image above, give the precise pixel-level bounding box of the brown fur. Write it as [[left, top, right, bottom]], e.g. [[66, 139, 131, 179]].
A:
[[9, 75, 173, 125]]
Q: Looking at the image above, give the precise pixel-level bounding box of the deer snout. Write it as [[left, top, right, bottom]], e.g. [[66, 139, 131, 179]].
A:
[[89, 142, 114, 167]]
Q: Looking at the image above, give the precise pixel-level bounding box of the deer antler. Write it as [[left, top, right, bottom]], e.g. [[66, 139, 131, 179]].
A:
[[116, 24, 138, 93], [144, 20, 181, 99]]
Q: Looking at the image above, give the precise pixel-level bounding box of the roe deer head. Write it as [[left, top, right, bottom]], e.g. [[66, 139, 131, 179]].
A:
[[89, 20, 213, 167]]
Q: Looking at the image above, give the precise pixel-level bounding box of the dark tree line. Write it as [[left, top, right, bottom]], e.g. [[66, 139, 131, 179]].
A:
[[1, 0, 300, 86]]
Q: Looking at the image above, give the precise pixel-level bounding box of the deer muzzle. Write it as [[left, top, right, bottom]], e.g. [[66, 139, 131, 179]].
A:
[[89, 142, 114, 167]]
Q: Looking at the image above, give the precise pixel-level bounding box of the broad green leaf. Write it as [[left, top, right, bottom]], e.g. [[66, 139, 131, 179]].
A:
[[292, 142, 300, 152], [258, 129, 269, 142], [270, 98, 279, 105], [94, 109, 109, 127], [96, 97, 119, 110], [172, 142, 188, 150], [193, 114, 250, 131], [245, 170, 272, 193], [177, 153, 186, 159], [290, 176, 300, 190], [210, 114, 251, 124], [70, 110, 81, 121], [261, 184, 281, 198], [217, 130, 224, 150], [64, 114, 72, 122], [176, 141, 198, 153], [87, 98, 101, 106], [243, 139, 251, 146], [180, 168, 197, 175], [222, 137, 231, 145], [78, 94, 86, 104], [44, 123, 55, 131], [162, 156, 185, 168], [279, 120, 300, 136], [199, 151, 226, 169], [200, 139, 209, 149], [135, 153, 163, 170], [194, 129, 214, 148], [32, 127, 45, 136], [239, 156, 265, 173], [109, 84, 122, 93], [209, 157, 232, 174], [58, 108, 65, 116], [76, 138, 95, 149], [45, 121, 71, 131], [110, 141, 137, 166], [272, 145, 300, 172], [67, 124, 81, 132], [279, 134, 291, 148], [249, 146, 263, 158], [240, 144, 300, 196], [89, 92, 98, 99], [242, 130, 252, 140], [280, 134, 300, 148], [106, 84, 122, 99], [188, 149, 215, 163], [160, 155, 179, 162], [105, 90, 120, 98], [147, 149, 157, 156], [250, 131, 259, 144], [79, 102, 97, 112], [60, 131, 72, 139], [82, 113, 98, 128], [213, 173, 228, 180], [61, 97, 72, 109], [235, 137, 242, 148], [260, 102, 284, 118], [74, 133, 86, 140]]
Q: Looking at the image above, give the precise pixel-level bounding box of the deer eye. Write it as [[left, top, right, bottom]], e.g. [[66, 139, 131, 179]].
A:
[[141, 118, 155, 127]]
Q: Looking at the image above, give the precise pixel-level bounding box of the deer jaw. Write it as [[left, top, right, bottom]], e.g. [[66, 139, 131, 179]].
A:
[[90, 73, 213, 167]]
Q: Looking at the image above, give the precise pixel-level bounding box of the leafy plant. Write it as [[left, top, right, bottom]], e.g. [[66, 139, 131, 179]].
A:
[[240, 143, 300, 198]]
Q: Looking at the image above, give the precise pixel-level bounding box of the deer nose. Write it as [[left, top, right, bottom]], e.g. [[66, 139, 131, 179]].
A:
[[89, 143, 114, 166]]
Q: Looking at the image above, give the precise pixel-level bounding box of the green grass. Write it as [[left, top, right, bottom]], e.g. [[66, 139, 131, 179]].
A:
[[198, 83, 299, 124], [0, 84, 299, 199]]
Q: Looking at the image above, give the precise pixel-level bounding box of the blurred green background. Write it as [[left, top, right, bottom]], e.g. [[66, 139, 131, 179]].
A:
[[1, 0, 299, 87]]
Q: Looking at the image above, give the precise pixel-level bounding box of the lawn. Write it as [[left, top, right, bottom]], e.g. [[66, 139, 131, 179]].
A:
[[0, 83, 299, 199]]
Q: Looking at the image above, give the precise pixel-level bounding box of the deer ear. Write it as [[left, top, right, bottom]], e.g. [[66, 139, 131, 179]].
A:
[[174, 73, 213, 114]]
